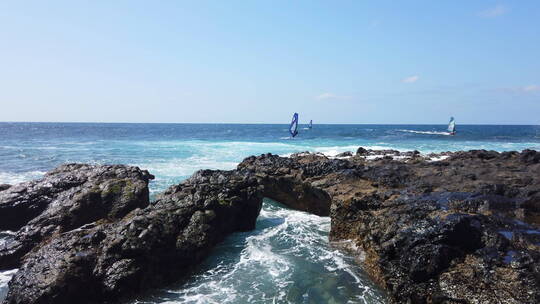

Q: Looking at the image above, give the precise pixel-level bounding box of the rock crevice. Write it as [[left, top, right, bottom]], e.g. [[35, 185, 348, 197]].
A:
[[1, 166, 262, 304], [241, 150, 540, 303], [2, 149, 540, 304]]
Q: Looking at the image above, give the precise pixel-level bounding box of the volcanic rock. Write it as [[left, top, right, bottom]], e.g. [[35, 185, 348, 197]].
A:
[[0, 164, 154, 270], [3, 149, 540, 303], [240, 150, 540, 303], [335, 151, 353, 157], [3, 169, 262, 304]]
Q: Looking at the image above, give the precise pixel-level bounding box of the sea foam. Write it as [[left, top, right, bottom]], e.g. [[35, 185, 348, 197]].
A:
[[129, 200, 386, 304]]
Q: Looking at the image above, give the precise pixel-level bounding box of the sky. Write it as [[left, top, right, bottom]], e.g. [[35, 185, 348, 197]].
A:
[[0, 1, 539, 124]]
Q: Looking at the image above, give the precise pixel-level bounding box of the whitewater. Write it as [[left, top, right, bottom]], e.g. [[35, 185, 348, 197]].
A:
[[1, 123, 539, 303]]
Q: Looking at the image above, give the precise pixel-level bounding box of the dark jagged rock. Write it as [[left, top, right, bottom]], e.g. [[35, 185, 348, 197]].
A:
[[3, 149, 540, 304], [331, 191, 540, 303], [402, 150, 421, 157], [0, 164, 154, 232], [0, 185, 10, 192], [0, 164, 154, 270], [3, 169, 262, 304], [238, 153, 339, 215], [520, 149, 540, 164], [354, 147, 424, 161], [239, 150, 540, 303], [336, 151, 353, 157], [356, 147, 368, 155]]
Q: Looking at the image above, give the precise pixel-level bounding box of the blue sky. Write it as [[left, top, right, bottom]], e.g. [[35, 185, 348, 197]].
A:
[[0, 1, 539, 124]]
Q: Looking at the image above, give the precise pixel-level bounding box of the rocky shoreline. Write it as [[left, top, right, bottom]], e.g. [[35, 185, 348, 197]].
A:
[[1, 149, 539, 303]]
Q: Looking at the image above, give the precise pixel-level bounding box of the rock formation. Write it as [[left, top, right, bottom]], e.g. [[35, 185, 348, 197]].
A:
[[2, 168, 262, 304], [2, 149, 540, 303], [239, 149, 540, 303], [0, 164, 154, 270]]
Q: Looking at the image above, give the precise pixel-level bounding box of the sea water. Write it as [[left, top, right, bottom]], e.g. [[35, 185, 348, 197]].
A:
[[0, 123, 539, 303]]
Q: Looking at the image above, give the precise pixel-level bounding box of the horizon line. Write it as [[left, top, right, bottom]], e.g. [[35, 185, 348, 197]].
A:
[[0, 121, 539, 126]]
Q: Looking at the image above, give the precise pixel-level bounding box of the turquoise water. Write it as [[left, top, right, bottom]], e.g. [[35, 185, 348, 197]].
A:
[[1, 123, 539, 194], [129, 199, 385, 304], [1, 123, 539, 303]]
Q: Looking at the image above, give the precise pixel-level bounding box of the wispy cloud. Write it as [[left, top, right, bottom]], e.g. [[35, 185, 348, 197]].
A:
[[369, 20, 380, 29], [315, 93, 351, 100], [497, 84, 540, 94], [523, 85, 540, 92], [401, 75, 419, 83], [479, 4, 507, 18]]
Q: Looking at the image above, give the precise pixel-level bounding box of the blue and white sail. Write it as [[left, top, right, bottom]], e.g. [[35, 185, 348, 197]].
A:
[[308, 120, 313, 129], [289, 113, 299, 137], [448, 117, 456, 133]]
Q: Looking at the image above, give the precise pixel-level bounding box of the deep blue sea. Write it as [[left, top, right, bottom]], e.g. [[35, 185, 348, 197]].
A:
[[1, 122, 539, 303]]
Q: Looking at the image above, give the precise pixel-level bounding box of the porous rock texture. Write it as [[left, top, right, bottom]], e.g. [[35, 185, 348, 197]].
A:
[[239, 149, 540, 303], [0, 164, 154, 270], [3, 148, 540, 304], [2, 166, 262, 304]]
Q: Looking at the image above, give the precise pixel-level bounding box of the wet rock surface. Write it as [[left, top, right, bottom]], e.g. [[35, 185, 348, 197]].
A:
[[0, 164, 154, 270], [2, 149, 540, 304], [2, 168, 262, 304], [240, 149, 540, 303]]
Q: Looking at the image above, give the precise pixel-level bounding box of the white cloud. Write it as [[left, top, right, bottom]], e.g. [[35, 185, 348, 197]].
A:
[[315, 93, 351, 100], [479, 4, 507, 18], [523, 85, 540, 92], [498, 84, 540, 94], [369, 20, 380, 28], [401, 75, 419, 83]]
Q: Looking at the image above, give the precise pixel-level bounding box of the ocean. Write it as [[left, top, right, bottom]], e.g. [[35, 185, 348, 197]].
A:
[[1, 122, 539, 303]]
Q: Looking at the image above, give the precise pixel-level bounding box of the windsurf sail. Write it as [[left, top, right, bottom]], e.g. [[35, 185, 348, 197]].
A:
[[289, 113, 299, 137], [308, 120, 313, 129], [447, 117, 456, 133]]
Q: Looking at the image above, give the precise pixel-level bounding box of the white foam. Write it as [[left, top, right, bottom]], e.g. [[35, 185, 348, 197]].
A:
[[132, 140, 297, 150], [427, 155, 449, 162], [281, 145, 412, 159], [361, 153, 414, 160], [313, 145, 358, 157], [137, 156, 237, 177], [0, 269, 17, 301], [143, 201, 385, 303], [279, 152, 293, 158], [132, 155, 239, 195], [0, 171, 46, 185], [398, 129, 451, 136], [0, 269, 16, 286], [0, 231, 16, 247]]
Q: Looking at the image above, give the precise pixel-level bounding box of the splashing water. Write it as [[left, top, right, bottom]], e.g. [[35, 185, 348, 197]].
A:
[[1, 123, 539, 303], [128, 199, 386, 304]]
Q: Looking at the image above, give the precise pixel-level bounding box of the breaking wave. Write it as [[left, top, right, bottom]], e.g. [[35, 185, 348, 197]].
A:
[[129, 199, 386, 304], [1, 123, 539, 303], [398, 129, 451, 136]]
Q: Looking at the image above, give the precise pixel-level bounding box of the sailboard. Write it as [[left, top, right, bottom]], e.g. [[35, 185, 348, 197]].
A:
[[289, 113, 299, 137], [308, 120, 313, 129], [448, 117, 456, 135]]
